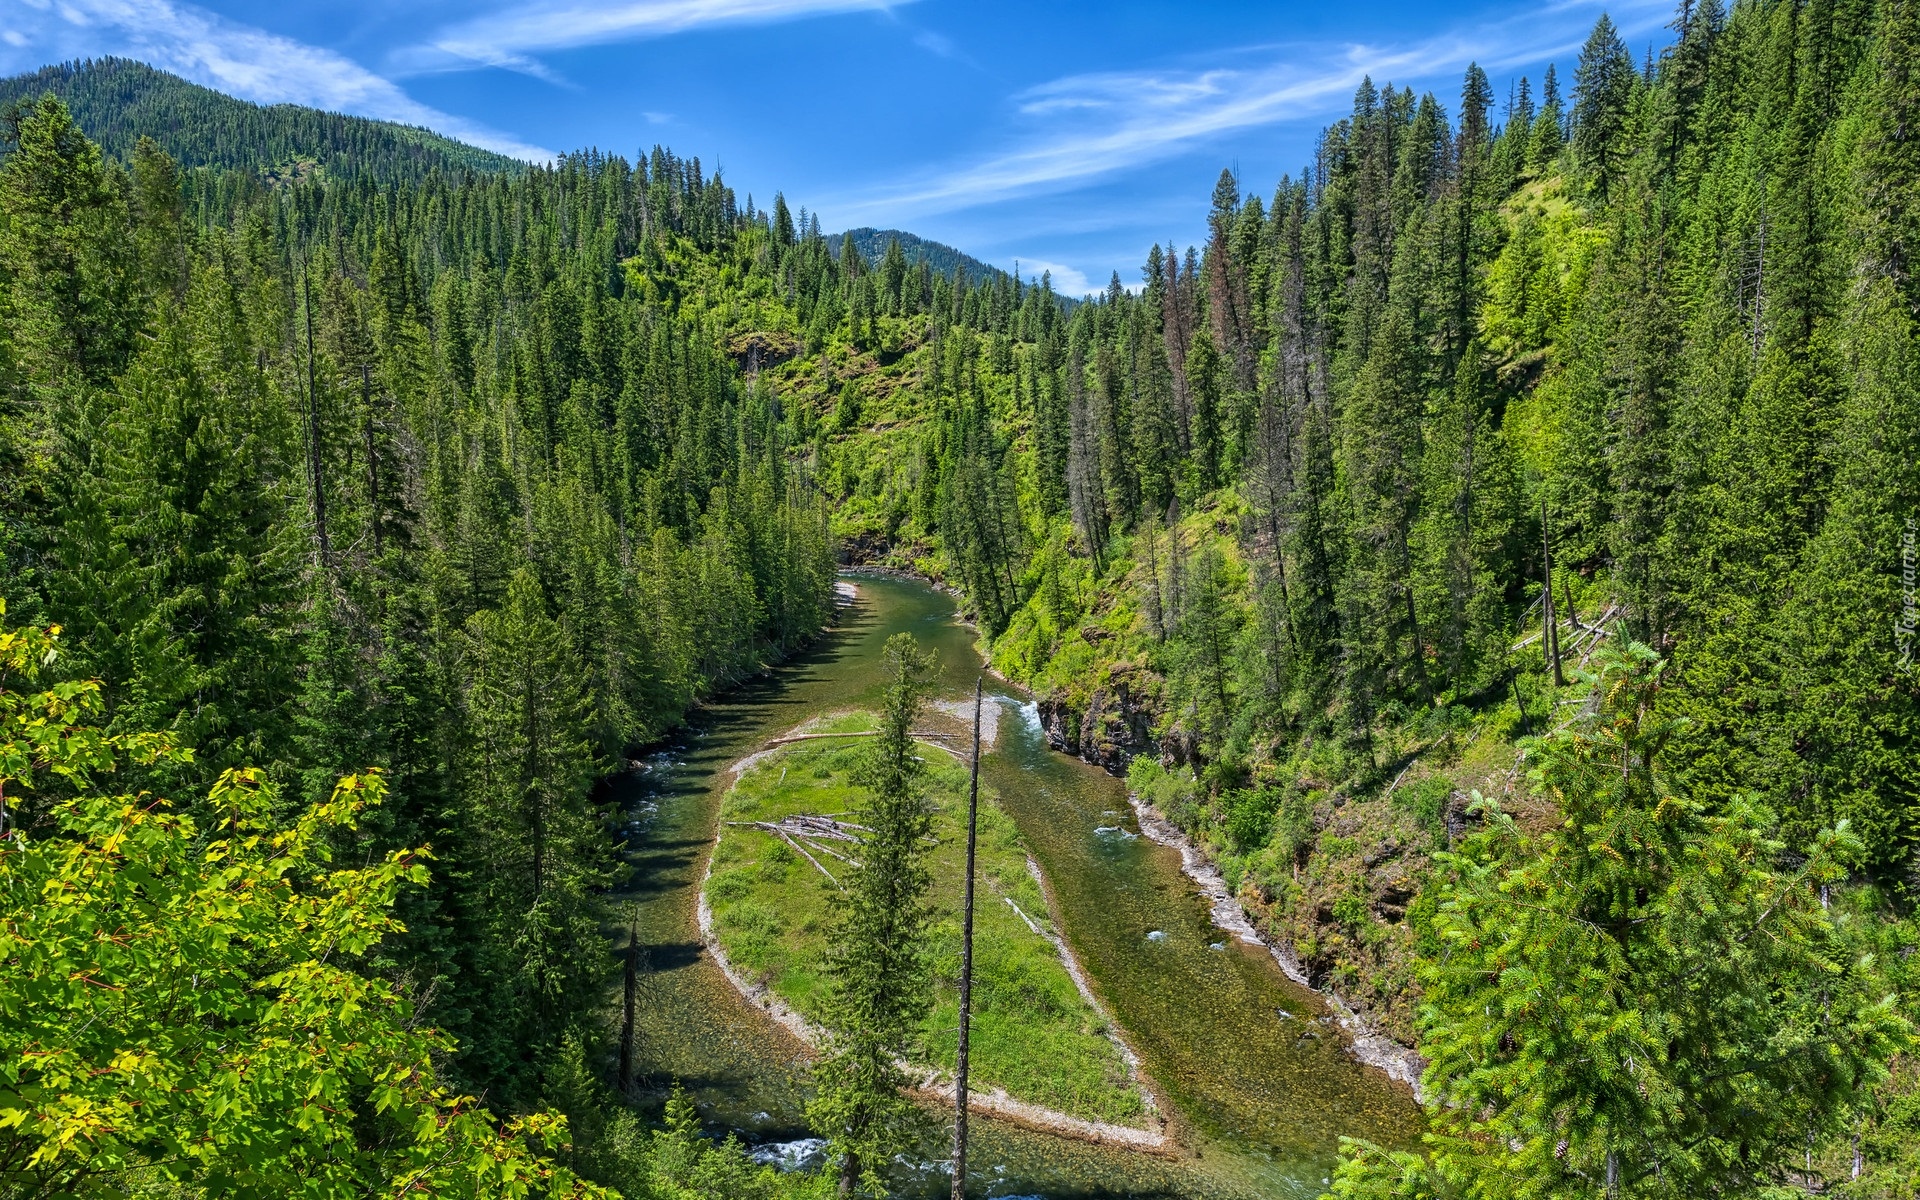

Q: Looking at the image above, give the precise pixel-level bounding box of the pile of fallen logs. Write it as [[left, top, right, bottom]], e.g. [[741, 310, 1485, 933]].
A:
[[724, 815, 869, 886]]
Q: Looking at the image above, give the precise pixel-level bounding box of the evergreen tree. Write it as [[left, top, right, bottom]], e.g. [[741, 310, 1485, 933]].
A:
[[1186, 328, 1226, 490], [1170, 543, 1243, 748], [1572, 15, 1639, 197], [0, 94, 139, 395], [1417, 644, 1910, 1198], [772, 192, 796, 248], [46, 301, 299, 780], [1065, 341, 1108, 562], [808, 634, 936, 1197], [1528, 63, 1565, 170], [457, 568, 607, 1096], [128, 135, 186, 301]]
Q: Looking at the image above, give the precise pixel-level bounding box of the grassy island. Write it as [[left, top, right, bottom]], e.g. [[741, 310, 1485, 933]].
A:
[[705, 712, 1147, 1127]]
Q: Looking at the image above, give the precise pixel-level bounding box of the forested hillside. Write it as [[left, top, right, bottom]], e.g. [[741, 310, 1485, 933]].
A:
[[780, 0, 1920, 1189], [0, 58, 525, 183], [3, 0, 1919, 1189], [848, 3, 1919, 891], [0, 89, 834, 1195]]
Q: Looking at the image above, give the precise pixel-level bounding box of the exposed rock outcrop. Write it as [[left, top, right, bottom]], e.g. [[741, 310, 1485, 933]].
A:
[[837, 530, 892, 565], [1036, 664, 1155, 774]]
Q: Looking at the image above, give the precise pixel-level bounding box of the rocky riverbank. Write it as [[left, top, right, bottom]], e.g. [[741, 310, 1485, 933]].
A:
[[1124, 793, 1428, 1098], [1028, 681, 1430, 1098]]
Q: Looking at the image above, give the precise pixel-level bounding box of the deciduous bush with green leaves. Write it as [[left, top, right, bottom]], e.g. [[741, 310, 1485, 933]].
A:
[[0, 603, 609, 1199]]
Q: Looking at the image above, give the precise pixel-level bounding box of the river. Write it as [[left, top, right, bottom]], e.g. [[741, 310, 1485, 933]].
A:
[[609, 572, 1422, 1198]]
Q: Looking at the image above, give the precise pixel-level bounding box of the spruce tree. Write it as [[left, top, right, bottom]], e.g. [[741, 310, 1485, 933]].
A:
[[1186, 328, 1226, 490], [808, 633, 936, 1197], [1418, 644, 1911, 1198], [1572, 15, 1639, 197], [458, 568, 606, 1095], [47, 301, 299, 781], [0, 94, 139, 395], [1528, 63, 1565, 171]]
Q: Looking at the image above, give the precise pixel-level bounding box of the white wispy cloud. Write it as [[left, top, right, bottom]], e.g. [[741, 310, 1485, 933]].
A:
[[911, 29, 956, 58], [825, 0, 1671, 225], [2, 0, 556, 161], [1006, 258, 1093, 298], [396, 0, 912, 79]]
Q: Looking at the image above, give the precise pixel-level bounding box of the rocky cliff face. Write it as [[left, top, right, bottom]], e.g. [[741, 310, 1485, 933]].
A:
[[1035, 665, 1158, 775], [837, 530, 896, 566]]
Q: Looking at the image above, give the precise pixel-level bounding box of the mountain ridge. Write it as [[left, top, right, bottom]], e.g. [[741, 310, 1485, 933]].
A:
[[0, 57, 525, 184], [825, 227, 1014, 289], [0, 59, 1021, 287]]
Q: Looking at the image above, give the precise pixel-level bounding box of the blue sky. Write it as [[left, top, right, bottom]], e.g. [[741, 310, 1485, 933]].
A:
[[2, 0, 1677, 295]]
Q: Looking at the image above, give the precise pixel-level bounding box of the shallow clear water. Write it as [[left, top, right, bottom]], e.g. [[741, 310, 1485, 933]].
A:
[[609, 573, 1422, 1198]]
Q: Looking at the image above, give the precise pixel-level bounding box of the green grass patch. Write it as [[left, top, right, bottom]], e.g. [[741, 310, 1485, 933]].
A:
[[706, 712, 1146, 1127]]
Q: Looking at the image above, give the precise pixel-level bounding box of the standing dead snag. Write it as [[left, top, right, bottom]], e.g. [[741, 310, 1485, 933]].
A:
[[951, 678, 983, 1200]]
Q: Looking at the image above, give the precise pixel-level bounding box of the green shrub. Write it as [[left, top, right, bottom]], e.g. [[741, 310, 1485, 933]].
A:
[[1400, 775, 1454, 842], [1222, 786, 1281, 853], [1332, 891, 1372, 929], [1272, 789, 1318, 861], [1128, 757, 1202, 830], [707, 869, 753, 904]]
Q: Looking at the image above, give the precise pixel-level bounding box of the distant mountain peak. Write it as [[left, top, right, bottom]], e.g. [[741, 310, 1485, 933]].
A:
[[824, 228, 1009, 287]]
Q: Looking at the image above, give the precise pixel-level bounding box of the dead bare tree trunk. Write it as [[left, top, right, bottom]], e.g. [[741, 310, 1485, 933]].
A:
[[1140, 514, 1167, 641], [950, 678, 982, 1200], [362, 363, 380, 555], [1065, 346, 1107, 569], [299, 254, 332, 572], [1541, 498, 1565, 686], [619, 913, 638, 1096]]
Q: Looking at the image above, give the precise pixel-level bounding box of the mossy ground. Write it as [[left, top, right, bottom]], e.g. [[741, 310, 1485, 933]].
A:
[[705, 711, 1146, 1127]]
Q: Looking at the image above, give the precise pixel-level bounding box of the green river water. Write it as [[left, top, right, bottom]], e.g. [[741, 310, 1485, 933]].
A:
[[610, 572, 1422, 1198]]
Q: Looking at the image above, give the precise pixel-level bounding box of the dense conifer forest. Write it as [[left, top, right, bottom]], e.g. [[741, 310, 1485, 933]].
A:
[[0, 68, 837, 1198], [3, 0, 1920, 1189]]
